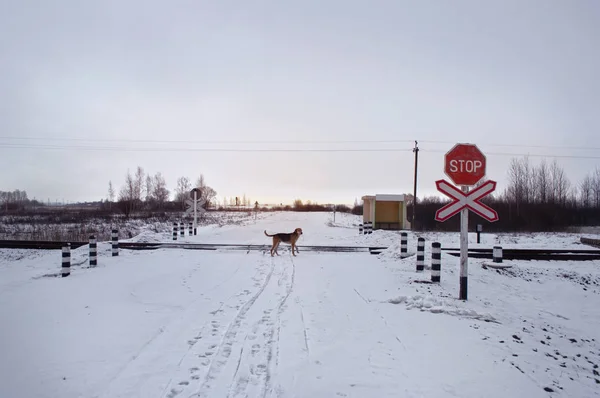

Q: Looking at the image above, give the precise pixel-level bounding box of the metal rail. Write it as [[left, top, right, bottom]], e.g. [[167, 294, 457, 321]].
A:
[[2, 239, 600, 260]]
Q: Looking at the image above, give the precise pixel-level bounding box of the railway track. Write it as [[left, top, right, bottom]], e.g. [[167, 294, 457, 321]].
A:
[[1, 240, 600, 260]]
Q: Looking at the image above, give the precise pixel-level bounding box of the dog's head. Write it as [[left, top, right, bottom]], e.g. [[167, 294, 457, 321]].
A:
[[295, 227, 303, 236]]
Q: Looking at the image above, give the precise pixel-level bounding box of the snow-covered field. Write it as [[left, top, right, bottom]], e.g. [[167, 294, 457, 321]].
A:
[[1, 211, 599, 398]]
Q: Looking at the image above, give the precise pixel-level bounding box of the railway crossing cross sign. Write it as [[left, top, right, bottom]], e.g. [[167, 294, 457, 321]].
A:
[[435, 180, 499, 222], [436, 143, 499, 301]]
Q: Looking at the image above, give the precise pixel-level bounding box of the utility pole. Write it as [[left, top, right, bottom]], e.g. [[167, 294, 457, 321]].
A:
[[412, 140, 419, 230]]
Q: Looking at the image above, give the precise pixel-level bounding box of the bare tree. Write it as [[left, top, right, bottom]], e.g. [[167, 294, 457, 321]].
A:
[[593, 167, 600, 208], [506, 157, 527, 215], [145, 176, 153, 203], [108, 181, 115, 202], [580, 175, 593, 208], [118, 170, 136, 216], [549, 159, 570, 205], [176, 176, 192, 209], [134, 166, 145, 203], [152, 172, 170, 208], [534, 159, 550, 204]]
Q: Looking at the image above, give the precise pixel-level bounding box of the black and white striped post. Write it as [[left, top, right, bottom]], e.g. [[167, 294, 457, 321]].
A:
[[173, 222, 177, 241], [89, 235, 97, 267], [180, 222, 184, 237], [111, 229, 119, 256], [62, 243, 71, 277], [359, 223, 363, 235], [189, 222, 193, 235], [493, 246, 503, 263], [416, 237, 425, 271], [431, 242, 441, 282], [401, 232, 408, 257]]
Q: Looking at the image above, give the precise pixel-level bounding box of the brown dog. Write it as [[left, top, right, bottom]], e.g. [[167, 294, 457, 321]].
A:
[[264, 228, 303, 257]]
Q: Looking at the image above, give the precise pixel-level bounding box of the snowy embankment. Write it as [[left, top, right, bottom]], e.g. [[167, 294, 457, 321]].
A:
[[0, 211, 599, 398]]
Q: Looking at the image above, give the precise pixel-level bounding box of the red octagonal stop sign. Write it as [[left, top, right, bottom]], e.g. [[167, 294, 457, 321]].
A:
[[444, 143, 486, 186]]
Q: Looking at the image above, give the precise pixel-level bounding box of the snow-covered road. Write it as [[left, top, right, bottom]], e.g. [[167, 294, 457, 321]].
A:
[[1, 212, 599, 397]]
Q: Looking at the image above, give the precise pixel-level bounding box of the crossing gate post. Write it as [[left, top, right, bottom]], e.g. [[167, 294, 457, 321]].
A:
[[62, 243, 71, 277], [416, 237, 425, 271], [401, 232, 408, 257], [180, 221, 184, 237], [369, 221, 373, 234], [189, 222, 193, 235], [111, 229, 119, 256], [431, 242, 441, 282], [359, 223, 363, 235], [89, 235, 97, 267], [173, 222, 178, 241], [493, 246, 503, 263]]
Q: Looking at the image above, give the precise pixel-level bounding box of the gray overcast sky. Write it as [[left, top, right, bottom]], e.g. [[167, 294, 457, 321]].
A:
[[1, 0, 599, 205]]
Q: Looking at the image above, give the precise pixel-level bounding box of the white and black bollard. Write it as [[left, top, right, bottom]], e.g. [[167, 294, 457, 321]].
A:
[[173, 222, 178, 241], [493, 246, 503, 263], [111, 229, 119, 256], [62, 243, 71, 277], [194, 225, 197, 236], [431, 242, 441, 282], [189, 222, 193, 235], [359, 223, 363, 235], [89, 235, 97, 267], [401, 232, 408, 257], [180, 222, 184, 237], [416, 237, 425, 271]]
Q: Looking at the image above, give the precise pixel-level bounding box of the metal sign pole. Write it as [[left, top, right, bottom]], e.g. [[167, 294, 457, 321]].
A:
[[193, 190, 197, 232], [459, 185, 469, 300]]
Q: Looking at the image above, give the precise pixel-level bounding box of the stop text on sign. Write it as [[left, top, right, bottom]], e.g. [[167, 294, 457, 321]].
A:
[[444, 143, 487, 186], [448, 159, 483, 174]]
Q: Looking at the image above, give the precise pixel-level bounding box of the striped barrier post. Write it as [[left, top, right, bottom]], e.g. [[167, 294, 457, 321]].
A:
[[180, 222, 184, 237], [359, 223, 363, 235], [493, 246, 503, 263], [111, 229, 119, 256], [194, 225, 197, 236], [189, 222, 193, 235], [416, 237, 425, 271], [89, 235, 97, 267], [173, 222, 178, 241], [431, 242, 441, 282], [401, 232, 408, 257], [369, 222, 373, 234], [62, 243, 71, 277]]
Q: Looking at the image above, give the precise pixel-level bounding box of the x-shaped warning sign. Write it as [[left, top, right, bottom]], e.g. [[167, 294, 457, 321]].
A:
[[435, 179, 499, 222]]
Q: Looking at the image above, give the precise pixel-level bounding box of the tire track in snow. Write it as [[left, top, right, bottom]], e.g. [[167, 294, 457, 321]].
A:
[[225, 255, 296, 398], [189, 257, 277, 398], [264, 254, 296, 397]]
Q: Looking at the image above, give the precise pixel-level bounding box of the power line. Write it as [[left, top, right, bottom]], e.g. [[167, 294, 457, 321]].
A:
[[0, 136, 417, 145], [2, 142, 600, 159], [2, 136, 600, 151], [420, 140, 600, 151], [420, 149, 600, 160], [0, 143, 413, 153]]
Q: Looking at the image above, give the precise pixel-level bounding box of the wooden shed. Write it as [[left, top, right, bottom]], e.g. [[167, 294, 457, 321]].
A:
[[361, 194, 409, 230]]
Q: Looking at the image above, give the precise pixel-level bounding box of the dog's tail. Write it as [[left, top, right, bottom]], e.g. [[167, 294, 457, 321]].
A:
[[264, 230, 274, 237]]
